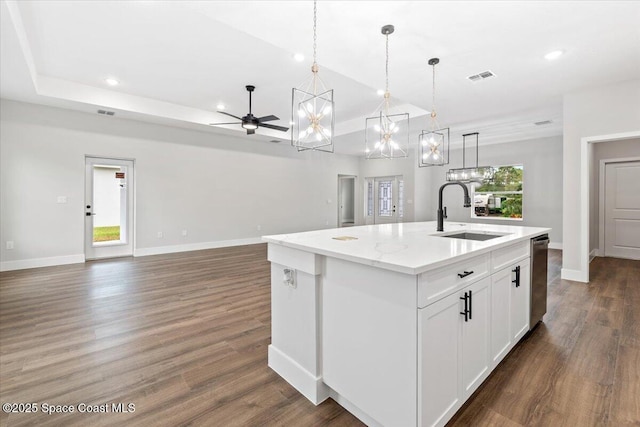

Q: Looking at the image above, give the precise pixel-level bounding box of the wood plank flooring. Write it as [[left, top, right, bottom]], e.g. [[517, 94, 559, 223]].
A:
[[1, 246, 638, 426]]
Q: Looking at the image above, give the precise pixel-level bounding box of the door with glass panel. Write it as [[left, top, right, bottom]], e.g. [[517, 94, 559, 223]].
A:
[[373, 176, 403, 224], [84, 157, 134, 259]]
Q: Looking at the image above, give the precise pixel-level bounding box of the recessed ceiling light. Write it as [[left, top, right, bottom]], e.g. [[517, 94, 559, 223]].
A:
[[105, 78, 119, 86], [216, 103, 225, 110], [544, 50, 564, 61], [293, 53, 305, 62], [376, 89, 385, 96]]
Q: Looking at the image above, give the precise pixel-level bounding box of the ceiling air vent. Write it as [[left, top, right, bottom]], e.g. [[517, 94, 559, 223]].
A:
[[534, 120, 553, 126], [97, 109, 115, 116], [467, 70, 496, 82]]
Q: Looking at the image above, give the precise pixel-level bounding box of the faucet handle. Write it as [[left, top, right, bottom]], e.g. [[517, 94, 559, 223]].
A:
[[443, 206, 448, 219]]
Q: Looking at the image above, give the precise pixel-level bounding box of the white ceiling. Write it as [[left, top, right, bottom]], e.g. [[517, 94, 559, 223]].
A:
[[2, 1, 639, 155]]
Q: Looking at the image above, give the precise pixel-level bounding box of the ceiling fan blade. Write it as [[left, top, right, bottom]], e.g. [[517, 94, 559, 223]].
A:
[[257, 115, 279, 122], [258, 123, 290, 132], [209, 122, 242, 126], [247, 129, 256, 135], [218, 111, 243, 120]]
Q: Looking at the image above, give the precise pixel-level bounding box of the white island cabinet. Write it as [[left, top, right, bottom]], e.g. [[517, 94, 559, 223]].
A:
[[263, 221, 550, 427]]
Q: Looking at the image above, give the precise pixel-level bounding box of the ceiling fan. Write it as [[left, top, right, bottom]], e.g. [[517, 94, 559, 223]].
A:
[[209, 85, 289, 135]]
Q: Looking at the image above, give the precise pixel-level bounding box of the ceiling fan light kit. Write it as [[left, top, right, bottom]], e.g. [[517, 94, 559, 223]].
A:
[[291, 0, 335, 153], [365, 24, 410, 160], [419, 57, 450, 167]]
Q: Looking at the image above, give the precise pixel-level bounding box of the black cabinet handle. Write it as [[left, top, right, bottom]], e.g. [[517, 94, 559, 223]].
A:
[[460, 292, 469, 322], [458, 270, 474, 278], [468, 290, 473, 320], [512, 265, 521, 287]]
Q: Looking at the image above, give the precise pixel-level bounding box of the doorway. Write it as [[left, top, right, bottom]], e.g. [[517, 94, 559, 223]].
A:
[[338, 175, 356, 227], [366, 176, 404, 224], [602, 160, 640, 259], [85, 157, 134, 259]]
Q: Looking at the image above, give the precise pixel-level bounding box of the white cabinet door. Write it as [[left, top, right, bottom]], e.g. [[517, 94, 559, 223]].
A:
[[491, 258, 531, 368], [461, 277, 491, 399], [420, 276, 492, 426], [419, 292, 462, 427], [490, 267, 512, 368], [510, 260, 531, 343]]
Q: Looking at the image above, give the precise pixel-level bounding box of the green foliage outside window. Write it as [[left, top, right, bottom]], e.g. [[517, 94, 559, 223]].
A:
[[474, 165, 523, 219], [476, 166, 523, 192]]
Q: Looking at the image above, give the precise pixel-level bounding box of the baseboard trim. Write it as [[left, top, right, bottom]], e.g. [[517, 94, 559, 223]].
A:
[[589, 249, 599, 263], [561, 268, 589, 283], [0, 254, 85, 272], [549, 242, 563, 250], [134, 237, 263, 257], [268, 345, 330, 405], [0, 238, 264, 272]]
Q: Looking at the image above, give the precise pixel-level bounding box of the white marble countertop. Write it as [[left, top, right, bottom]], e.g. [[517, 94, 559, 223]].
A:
[[262, 221, 550, 275]]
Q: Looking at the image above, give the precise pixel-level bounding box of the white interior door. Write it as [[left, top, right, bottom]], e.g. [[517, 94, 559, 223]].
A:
[[374, 176, 403, 224], [604, 161, 640, 259], [85, 157, 134, 260]]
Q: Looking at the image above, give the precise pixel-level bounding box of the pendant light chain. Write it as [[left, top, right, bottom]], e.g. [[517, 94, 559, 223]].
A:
[[431, 62, 437, 130], [385, 33, 390, 93], [432, 63, 436, 117], [384, 31, 390, 115], [312, 0, 317, 66]]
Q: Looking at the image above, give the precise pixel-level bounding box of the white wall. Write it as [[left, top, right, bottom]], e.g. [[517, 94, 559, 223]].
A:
[[0, 99, 359, 269], [420, 136, 563, 245], [562, 79, 640, 281], [590, 138, 640, 254]]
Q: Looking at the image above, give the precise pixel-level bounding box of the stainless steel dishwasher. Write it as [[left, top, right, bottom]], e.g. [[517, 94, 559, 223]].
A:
[[530, 234, 549, 328]]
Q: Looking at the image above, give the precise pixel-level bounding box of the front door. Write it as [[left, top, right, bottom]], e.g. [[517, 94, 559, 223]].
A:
[[85, 157, 134, 259], [604, 160, 640, 259], [374, 176, 403, 224]]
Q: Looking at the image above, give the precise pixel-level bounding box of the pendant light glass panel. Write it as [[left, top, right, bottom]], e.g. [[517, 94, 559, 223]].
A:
[[291, 1, 334, 153], [365, 25, 409, 160], [365, 111, 409, 159]]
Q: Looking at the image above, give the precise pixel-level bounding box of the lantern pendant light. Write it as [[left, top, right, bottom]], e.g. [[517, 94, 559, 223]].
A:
[[365, 25, 409, 160], [291, 0, 334, 152], [418, 58, 450, 167]]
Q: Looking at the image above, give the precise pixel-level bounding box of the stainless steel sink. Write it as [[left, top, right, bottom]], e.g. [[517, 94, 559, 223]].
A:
[[438, 232, 506, 241]]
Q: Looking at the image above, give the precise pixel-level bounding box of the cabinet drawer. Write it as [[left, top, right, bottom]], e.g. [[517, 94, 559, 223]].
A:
[[491, 241, 529, 273], [418, 254, 490, 308]]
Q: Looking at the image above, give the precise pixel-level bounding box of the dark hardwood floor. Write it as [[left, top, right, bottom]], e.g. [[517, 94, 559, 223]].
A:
[[0, 246, 638, 426]]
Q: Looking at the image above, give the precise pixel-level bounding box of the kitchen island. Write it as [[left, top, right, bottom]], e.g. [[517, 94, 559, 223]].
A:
[[263, 221, 550, 427]]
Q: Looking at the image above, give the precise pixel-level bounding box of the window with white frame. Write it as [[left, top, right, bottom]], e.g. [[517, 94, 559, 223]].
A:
[[471, 165, 523, 220]]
